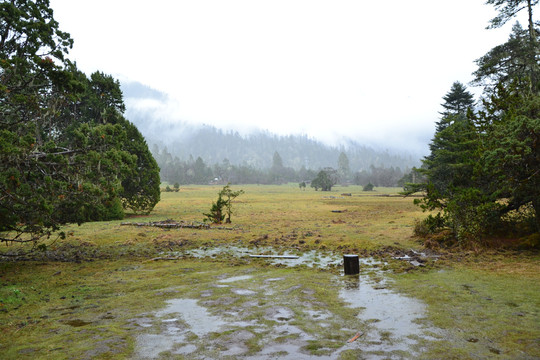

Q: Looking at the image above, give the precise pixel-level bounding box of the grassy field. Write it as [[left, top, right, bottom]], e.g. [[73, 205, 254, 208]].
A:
[[58, 184, 426, 254], [0, 184, 538, 359]]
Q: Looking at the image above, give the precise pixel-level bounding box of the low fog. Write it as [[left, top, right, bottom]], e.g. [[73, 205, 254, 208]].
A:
[[122, 81, 425, 173]]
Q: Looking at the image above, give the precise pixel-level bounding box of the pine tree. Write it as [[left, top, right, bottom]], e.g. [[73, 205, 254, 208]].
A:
[[436, 82, 475, 132], [337, 152, 351, 183]]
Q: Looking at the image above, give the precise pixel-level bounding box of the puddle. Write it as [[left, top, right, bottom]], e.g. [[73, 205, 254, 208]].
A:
[[266, 250, 341, 268], [339, 273, 443, 358], [219, 275, 253, 283], [174, 246, 346, 269], [135, 253, 444, 359], [265, 306, 295, 322], [135, 299, 226, 358], [244, 323, 316, 360], [232, 289, 257, 296], [155, 299, 225, 338], [394, 249, 440, 267]]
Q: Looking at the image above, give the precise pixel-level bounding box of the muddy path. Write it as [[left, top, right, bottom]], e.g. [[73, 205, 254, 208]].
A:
[[130, 250, 444, 359]]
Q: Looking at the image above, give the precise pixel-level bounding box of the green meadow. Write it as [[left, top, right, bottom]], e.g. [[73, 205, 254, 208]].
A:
[[1, 185, 538, 359]]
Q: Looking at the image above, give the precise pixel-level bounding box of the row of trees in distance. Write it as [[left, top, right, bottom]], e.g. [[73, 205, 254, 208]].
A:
[[153, 147, 410, 188]]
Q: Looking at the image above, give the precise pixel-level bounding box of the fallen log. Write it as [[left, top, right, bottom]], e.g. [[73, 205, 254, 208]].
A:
[[120, 220, 215, 230]]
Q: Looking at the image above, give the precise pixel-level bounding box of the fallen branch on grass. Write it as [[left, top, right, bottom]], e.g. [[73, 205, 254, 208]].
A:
[[121, 220, 209, 229], [120, 219, 239, 231], [347, 332, 364, 343]]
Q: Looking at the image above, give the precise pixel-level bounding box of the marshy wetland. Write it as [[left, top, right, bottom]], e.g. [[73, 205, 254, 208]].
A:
[[1, 185, 539, 359]]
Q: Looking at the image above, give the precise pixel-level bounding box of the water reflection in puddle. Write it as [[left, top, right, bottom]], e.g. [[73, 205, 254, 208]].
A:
[[136, 248, 443, 359], [136, 299, 225, 358], [155, 299, 225, 338], [219, 275, 253, 283], [176, 246, 347, 269], [339, 273, 443, 358]]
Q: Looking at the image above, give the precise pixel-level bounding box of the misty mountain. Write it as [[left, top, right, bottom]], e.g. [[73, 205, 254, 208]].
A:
[[121, 81, 421, 172], [121, 81, 167, 101]]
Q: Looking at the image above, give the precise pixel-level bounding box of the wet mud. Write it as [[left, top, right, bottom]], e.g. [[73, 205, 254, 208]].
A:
[[133, 248, 445, 359]]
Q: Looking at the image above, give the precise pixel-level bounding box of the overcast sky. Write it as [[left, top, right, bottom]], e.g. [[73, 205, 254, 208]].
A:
[[49, 0, 520, 155]]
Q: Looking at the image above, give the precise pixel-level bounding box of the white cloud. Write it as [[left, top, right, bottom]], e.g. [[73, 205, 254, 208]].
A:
[[50, 0, 518, 155]]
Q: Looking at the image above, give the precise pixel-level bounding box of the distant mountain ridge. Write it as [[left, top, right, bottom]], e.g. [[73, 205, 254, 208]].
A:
[[121, 81, 420, 172]]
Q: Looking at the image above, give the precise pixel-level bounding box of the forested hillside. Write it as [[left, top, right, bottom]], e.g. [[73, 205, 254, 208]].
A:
[[123, 84, 420, 171], [122, 86, 419, 186]]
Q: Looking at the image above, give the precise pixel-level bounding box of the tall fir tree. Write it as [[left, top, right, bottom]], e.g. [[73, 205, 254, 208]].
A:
[[436, 82, 475, 132]]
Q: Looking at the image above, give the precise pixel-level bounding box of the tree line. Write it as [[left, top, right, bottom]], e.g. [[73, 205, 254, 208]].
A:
[[130, 119, 420, 173], [0, 1, 160, 247], [153, 146, 410, 188], [405, 0, 539, 244]]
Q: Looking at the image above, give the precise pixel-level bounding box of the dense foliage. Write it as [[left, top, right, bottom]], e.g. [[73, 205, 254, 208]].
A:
[[0, 0, 159, 246], [408, 1, 539, 244], [311, 168, 337, 191]]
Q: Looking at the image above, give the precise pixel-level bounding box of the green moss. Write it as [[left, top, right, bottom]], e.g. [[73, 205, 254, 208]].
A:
[[391, 264, 540, 359]]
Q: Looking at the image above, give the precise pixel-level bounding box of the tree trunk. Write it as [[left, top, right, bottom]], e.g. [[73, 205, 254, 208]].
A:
[[533, 198, 540, 232], [527, 0, 537, 45], [527, 0, 539, 93]]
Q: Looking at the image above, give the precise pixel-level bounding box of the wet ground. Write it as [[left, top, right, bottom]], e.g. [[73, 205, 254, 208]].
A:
[[180, 245, 344, 268], [133, 247, 444, 359]]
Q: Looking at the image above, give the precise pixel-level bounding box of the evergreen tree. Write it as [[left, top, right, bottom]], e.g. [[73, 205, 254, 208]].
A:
[[479, 0, 539, 93], [120, 120, 161, 214], [473, 22, 540, 94], [363, 182, 374, 191], [203, 192, 226, 224], [76, 71, 161, 214], [337, 152, 351, 183], [311, 169, 336, 191], [411, 82, 496, 241], [0, 0, 160, 246], [412, 2, 540, 242], [270, 151, 285, 184], [204, 184, 244, 224], [439, 82, 475, 119], [481, 82, 540, 231], [221, 184, 244, 223]]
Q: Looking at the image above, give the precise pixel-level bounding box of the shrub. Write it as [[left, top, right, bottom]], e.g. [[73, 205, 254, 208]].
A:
[[363, 183, 374, 191]]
